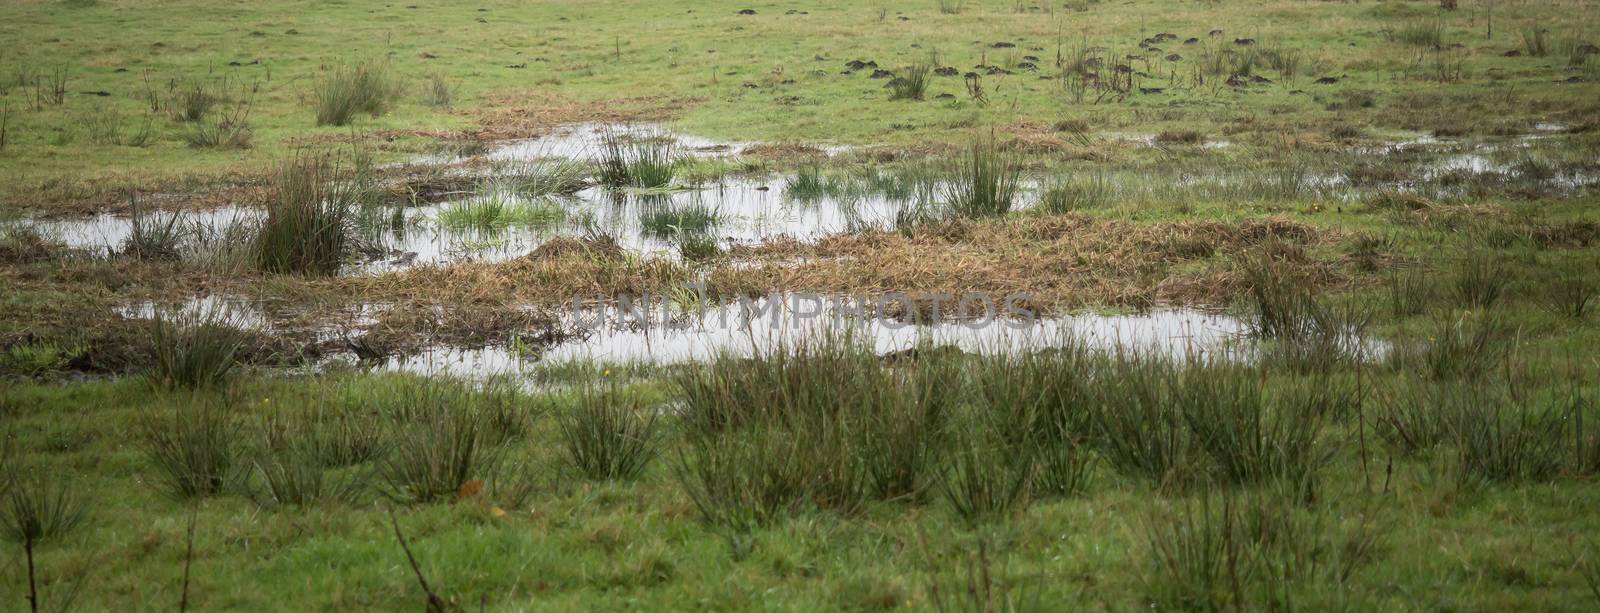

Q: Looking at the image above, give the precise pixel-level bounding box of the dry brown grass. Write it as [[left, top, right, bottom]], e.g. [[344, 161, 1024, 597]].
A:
[[338, 237, 690, 308], [712, 215, 1339, 311], [472, 91, 703, 140], [740, 142, 828, 160]]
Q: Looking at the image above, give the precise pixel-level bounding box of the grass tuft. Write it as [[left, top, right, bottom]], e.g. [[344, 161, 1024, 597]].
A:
[[1452, 255, 1509, 309], [313, 60, 398, 126], [889, 64, 931, 101], [380, 398, 499, 504], [944, 136, 1020, 218], [439, 190, 564, 230], [140, 397, 245, 499], [146, 304, 252, 390], [557, 385, 660, 481], [256, 154, 357, 275], [598, 130, 680, 189], [496, 158, 589, 197], [248, 437, 369, 507], [1, 471, 87, 545]]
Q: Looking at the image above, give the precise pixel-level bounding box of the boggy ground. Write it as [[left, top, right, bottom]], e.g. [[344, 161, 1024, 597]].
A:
[[2, 0, 1600, 611]]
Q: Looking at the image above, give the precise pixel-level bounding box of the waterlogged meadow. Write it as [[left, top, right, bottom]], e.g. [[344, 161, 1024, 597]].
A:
[[2, 0, 1600, 609]]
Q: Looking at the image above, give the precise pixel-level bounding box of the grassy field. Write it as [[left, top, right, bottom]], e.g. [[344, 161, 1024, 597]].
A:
[[3, 0, 1600, 610]]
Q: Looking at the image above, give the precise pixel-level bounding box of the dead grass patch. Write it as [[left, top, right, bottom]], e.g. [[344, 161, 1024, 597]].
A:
[[707, 215, 1340, 311], [473, 91, 703, 140], [740, 142, 828, 160], [337, 237, 690, 308]]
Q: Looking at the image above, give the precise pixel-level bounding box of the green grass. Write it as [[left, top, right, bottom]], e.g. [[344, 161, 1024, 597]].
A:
[[254, 154, 357, 275], [145, 304, 251, 390], [313, 60, 399, 127], [495, 158, 589, 197], [888, 63, 930, 101], [598, 131, 681, 190], [1, 328, 1597, 608], [943, 136, 1019, 218], [438, 190, 565, 230], [556, 384, 660, 481]]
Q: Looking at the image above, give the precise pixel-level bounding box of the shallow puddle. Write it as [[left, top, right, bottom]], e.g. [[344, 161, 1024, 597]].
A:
[[27, 206, 260, 254], [373, 178, 914, 265], [19, 123, 1591, 273], [382, 298, 1256, 378]]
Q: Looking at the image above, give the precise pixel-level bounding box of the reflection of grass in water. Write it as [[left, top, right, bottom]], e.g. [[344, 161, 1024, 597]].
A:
[[785, 164, 827, 200], [439, 191, 565, 230], [639, 203, 720, 238], [450, 235, 512, 251]]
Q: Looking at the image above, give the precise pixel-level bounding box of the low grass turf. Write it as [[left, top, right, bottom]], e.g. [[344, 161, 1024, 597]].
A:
[[0, 0, 1597, 208], [3, 347, 1600, 609]]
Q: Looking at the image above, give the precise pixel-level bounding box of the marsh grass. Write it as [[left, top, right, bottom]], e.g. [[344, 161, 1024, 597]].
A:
[[1141, 494, 1250, 610], [1521, 28, 1549, 57], [971, 348, 1095, 497], [1453, 255, 1509, 309], [1394, 20, 1444, 48], [171, 82, 217, 122], [182, 105, 254, 149], [889, 64, 931, 101], [256, 154, 357, 275], [1538, 277, 1596, 320], [496, 158, 588, 197], [598, 130, 680, 189], [557, 385, 660, 481], [672, 337, 951, 525], [419, 72, 451, 108], [380, 401, 499, 504], [248, 438, 369, 507], [1385, 270, 1434, 317], [1454, 393, 1566, 485], [1375, 379, 1567, 481], [944, 136, 1020, 218], [785, 164, 827, 200], [1037, 173, 1111, 213], [921, 539, 1041, 612], [939, 415, 1033, 523], [1257, 41, 1303, 79], [439, 191, 564, 230], [1141, 492, 1376, 610], [1243, 257, 1371, 372], [1410, 311, 1508, 380], [313, 60, 398, 126], [859, 355, 955, 501], [1377, 381, 1464, 454], [120, 201, 188, 261], [1091, 354, 1194, 487], [1177, 364, 1329, 492], [675, 426, 814, 529], [1155, 130, 1205, 145], [141, 397, 245, 499], [146, 304, 252, 390], [1, 470, 88, 613], [677, 233, 720, 261], [1, 472, 87, 545], [261, 408, 384, 469]]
